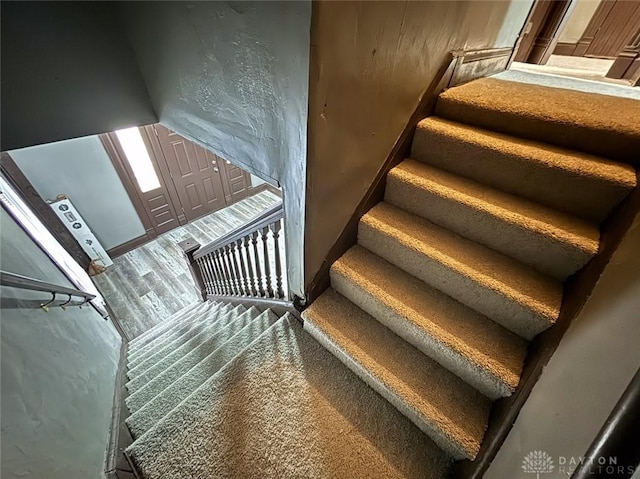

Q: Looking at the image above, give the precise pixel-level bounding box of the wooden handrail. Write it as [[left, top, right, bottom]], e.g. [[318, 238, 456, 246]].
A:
[[194, 202, 283, 260]]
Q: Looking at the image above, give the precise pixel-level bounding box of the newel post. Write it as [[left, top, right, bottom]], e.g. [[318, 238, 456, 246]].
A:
[[179, 238, 206, 301]]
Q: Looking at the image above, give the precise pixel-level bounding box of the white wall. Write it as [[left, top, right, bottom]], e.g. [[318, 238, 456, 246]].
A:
[[485, 211, 640, 478], [559, 0, 602, 43], [10, 136, 145, 251], [1, 208, 121, 479]]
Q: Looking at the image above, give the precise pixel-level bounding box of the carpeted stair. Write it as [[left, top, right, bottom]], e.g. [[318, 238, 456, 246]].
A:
[[123, 77, 638, 478], [124, 302, 451, 478], [303, 77, 638, 464]]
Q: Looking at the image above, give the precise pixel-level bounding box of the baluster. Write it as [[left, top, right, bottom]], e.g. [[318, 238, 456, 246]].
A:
[[199, 256, 213, 295], [202, 257, 216, 295], [210, 251, 224, 295], [270, 219, 285, 299], [243, 236, 258, 296], [229, 242, 244, 295], [261, 226, 274, 298], [213, 250, 228, 296], [252, 231, 265, 297], [236, 238, 251, 296], [205, 255, 220, 295], [221, 246, 237, 296]]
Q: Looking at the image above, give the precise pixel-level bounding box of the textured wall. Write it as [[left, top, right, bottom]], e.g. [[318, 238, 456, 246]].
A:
[[10, 136, 145, 250], [0, 1, 157, 151], [0, 208, 121, 479], [304, 0, 533, 289], [120, 1, 311, 298], [485, 212, 640, 478]]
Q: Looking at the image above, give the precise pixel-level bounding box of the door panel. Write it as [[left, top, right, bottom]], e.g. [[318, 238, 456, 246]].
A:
[[219, 159, 252, 204], [578, 0, 640, 59], [154, 125, 227, 222]]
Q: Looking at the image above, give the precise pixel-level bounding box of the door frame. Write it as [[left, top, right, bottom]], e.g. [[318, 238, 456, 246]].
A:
[[513, 0, 577, 65]]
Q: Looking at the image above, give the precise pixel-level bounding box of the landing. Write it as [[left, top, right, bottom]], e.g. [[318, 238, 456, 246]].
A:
[[93, 190, 281, 339]]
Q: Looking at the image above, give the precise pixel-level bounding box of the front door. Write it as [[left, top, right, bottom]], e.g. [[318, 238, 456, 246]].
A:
[[154, 125, 227, 222], [102, 127, 182, 237]]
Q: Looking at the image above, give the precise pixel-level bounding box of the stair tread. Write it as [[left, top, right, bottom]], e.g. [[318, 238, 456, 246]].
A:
[[436, 78, 640, 164], [416, 117, 636, 187], [126, 309, 280, 436], [384, 161, 598, 280], [126, 307, 263, 409], [128, 301, 215, 353], [412, 117, 636, 223], [126, 306, 262, 395], [128, 302, 225, 362], [128, 305, 246, 376], [127, 315, 451, 479], [303, 289, 491, 460], [330, 245, 526, 398], [361, 203, 562, 324], [388, 160, 599, 269]]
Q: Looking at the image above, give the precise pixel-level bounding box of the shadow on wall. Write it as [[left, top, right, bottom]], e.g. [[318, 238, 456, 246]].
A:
[[303, 0, 534, 290], [1, 208, 121, 479]]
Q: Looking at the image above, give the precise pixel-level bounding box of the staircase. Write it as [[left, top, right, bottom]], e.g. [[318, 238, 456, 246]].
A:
[[123, 77, 639, 478], [303, 77, 639, 462]]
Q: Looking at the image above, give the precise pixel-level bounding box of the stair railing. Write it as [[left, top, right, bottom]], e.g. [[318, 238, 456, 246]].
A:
[[180, 203, 287, 301], [0, 270, 96, 312]]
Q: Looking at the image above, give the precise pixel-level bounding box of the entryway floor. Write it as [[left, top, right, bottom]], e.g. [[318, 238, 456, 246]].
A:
[[93, 189, 281, 339], [509, 55, 639, 95], [497, 67, 640, 101]]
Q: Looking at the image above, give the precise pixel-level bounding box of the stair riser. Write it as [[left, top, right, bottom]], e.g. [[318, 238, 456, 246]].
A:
[[126, 313, 279, 438], [358, 222, 554, 340], [126, 308, 261, 398], [128, 314, 215, 372], [330, 268, 513, 399], [128, 308, 218, 364], [411, 124, 634, 223], [385, 174, 595, 280], [128, 302, 213, 353], [304, 319, 473, 460], [128, 308, 245, 378], [435, 97, 640, 165]]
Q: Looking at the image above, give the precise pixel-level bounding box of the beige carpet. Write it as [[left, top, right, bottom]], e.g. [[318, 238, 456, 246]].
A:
[[126, 314, 451, 478], [303, 75, 637, 465]]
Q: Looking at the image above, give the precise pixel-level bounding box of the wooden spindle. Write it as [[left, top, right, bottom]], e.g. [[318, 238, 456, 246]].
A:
[[236, 238, 250, 295], [270, 219, 285, 299], [198, 257, 214, 295], [220, 246, 237, 296], [261, 226, 274, 298], [252, 231, 265, 297], [243, 235, 258, 296], [229, 243, 244, 296], [206, 254, 221, 295], [211, 250, 226, 295], [209, 251, 225, 294]]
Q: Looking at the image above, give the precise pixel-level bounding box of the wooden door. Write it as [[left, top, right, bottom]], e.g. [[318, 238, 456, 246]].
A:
[[218, 158, 252, 205], [101, 129, 182, 238], [154, 125, 228, 222], [577, 0, 640, 58], [514, 0, 574, 64]]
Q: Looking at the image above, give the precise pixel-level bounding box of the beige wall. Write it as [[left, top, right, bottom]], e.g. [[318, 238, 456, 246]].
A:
[[559, 0, 602, 43], [304, 0, 533, 290]]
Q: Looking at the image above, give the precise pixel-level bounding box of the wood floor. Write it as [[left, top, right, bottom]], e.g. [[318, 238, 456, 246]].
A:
[[93, 190, 282, 340]]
